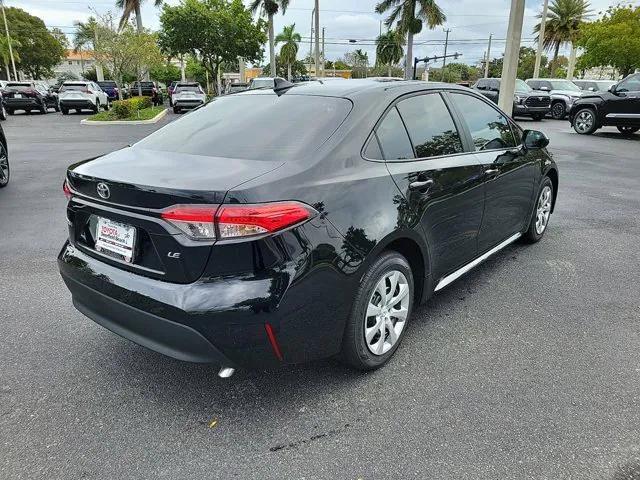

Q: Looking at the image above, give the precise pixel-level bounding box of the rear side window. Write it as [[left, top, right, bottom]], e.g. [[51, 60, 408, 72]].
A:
[[374, 107, 414, 160], [450, 93, 516, 151], [396, 93, 464, 158], [135, 94, 352, 161]]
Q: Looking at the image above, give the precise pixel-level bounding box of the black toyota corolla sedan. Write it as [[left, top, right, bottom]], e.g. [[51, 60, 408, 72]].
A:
[[58, 79, 558, 376]]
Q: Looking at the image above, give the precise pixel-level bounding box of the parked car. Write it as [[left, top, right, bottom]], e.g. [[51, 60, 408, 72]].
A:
[[96, 81, 124, 101], [58, 80, 558, 376], [129, 81, 163, 105], [0, 123, 7, 187], [473, 78, 551, 120], [58, 81, 109, 114], [525, 78, 583, 119], [3, 81, 58, 114], [167, 81, 179, 106], [226, 82, 249, 94], [573, 79, 617, 93], [171, 82, 206, 113], [0, 91, 6, 120], [248, 76, 287, 89], [569, 72, 640, 135]]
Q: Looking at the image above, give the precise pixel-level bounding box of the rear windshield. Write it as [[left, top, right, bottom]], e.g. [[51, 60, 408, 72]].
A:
[[97, 82, 116, 88], [250, 79, 273, 89], [6, 83, 33, 91], [60, 83, 88, 92], [133, 82, 154, 87], [135, 94, 352, 161], [175, 85, 202, 93]]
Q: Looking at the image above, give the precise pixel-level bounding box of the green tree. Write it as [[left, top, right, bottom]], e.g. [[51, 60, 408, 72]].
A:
[[150, 62, 181, 86], [275, 23, 301, 80], [346, 49, 369, 78], [517, 46, 548, 79], [117, 0, 163, 32], [376, 29, 404, 77], [249, 0, 289, 77], [0, 36, 20, 80], [533, 0, 590, 76], [375, 0, 446, 79], [577, 5, 640, 77], [160, 0, 266, 95], [263, 54, 307, 79], [73, 17, 99, 52], [3, 7, 65, 79]]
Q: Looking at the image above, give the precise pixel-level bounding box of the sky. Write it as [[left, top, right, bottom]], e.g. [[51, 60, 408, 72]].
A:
[[9, 0, 637, 67]]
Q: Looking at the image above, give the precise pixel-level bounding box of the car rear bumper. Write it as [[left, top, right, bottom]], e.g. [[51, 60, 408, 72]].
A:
[[513, 104, 550, 115], [174, 100, 204, 109], [60, 100, 94, 109], [6, 99, 40, 109]]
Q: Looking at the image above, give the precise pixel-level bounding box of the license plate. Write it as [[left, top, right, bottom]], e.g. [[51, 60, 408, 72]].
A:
[[95, 217, 136, 263], [14, 93, 21, 98]]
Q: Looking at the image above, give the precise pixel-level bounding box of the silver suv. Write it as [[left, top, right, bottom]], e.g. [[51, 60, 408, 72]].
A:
[[525, 78, 584, 119], [171, 83, 206, 114]]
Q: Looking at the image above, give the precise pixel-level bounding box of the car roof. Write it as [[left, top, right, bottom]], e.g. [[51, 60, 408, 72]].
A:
[[526, 78, 575, 81], [236, 78, 470, 101]]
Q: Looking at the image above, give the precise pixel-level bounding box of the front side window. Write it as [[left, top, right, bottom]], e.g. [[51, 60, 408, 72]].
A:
[[617, 74, 640, 92], [450, 93, 516, 151], [374, 107, 414, 160], [396, 93, 464, 159]]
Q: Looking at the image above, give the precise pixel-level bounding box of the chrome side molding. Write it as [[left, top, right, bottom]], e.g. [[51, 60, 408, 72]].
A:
[[434, 232, 522, 292]]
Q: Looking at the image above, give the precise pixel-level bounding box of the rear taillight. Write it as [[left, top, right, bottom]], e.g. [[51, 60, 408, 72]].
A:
[[161, 206, 218, 240], [63, 179, 72, 200], [160, 202, 315, 241]]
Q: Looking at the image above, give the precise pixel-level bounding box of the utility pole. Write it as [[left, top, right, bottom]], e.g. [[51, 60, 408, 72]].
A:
[[567, 43, 577, 79], [1, 0, 16, 81], [442, 28, 451, 70], [498, 0, 525, 115], [321, 27, 325, 78], [308, 8, 314, 75], [314, 0, 320, 79], [534, 0, 549, 78], [484, 34, 492, 78]]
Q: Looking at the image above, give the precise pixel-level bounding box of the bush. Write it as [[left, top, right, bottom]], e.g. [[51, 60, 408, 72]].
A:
[[110, 96, 153, 119]]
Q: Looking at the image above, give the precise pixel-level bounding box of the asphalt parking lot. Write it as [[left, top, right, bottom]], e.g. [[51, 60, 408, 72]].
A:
[[1, 110, 640, 479]]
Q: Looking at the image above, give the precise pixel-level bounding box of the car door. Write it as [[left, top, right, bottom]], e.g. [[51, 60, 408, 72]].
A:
[[378, 91, 485, 280], [447, 91, 536, 253], [605, 74, 640, 124]]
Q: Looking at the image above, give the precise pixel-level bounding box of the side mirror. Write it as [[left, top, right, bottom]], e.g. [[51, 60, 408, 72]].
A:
[[539, 86, 550, 92], [588, 87, 595, 92], [523, 129, 549, 150], [608, 84, 617, 93]]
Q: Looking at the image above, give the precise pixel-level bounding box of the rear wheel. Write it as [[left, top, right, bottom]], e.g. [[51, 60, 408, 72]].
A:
[[40, 101, 47, 114], [0, 141, 9, 188], [617, 126, 639, 135], [54, 103, 60, 112], [341, 251, 413, 370], [103, 100, 110, 111], [93, 100, 100, 113], [173, 105, 181, 114], [573, 108, 597, 135], [7, 108, 14, 115], [0, 103, 6, 120], [61, 107, 69, 115], [524, 177, 553, 243], [551, 101, 566, 119]]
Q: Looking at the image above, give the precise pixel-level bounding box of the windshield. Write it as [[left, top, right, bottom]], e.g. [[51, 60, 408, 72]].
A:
[[135, 94, 352, 161], [250, 79, 273, 89], [97, 82, 116, 88], [596, 81, 616, 90], [549, 80, 581, 91], [515, 79, 533, 93]]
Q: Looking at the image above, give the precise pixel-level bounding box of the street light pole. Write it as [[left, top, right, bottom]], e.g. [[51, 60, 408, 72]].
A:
[[484, 33, 492, 78], [534, 0, 549, 78], [498, 0, 525, 115], [1, 0, 17, 81], [314, 0, 320, 78]]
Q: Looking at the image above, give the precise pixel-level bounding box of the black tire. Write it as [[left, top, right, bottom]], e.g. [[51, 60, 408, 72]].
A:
[[93, 100, 100, 114], [103, 100, 110, 111], [523, 177, 554, 243], [0, 103, 6, 121], [173, 105, 180, 114], [572, 108, 598, 135], [617, 126, 639, 135], [551, 101, 566, 120], [54, 103, 60, 112], [0, 141, 9, 188], [40, 102, 47, 114], [61, 107, 69, 115], [531, 113, 544, 121], [7, 108, 14, 115], [341, 251, 414, 370]]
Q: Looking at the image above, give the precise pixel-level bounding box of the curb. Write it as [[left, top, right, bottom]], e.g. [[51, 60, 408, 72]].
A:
[[81, 108, 168, 125]]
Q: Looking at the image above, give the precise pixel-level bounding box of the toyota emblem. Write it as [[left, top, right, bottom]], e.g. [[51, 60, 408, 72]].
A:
[[96, 182, 110, 199]]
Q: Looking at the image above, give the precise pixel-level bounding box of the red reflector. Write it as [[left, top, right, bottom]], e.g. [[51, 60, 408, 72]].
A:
[[216, 202, 311, 238], [63, 180, 72, 200], [161, 206, 218, 223], [264, 323, 283, 361]]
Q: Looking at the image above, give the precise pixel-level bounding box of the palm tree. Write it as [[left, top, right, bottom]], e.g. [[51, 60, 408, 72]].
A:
[[352, 49, 369, 78], [250, 0, 290, 77], [0, 36, 19, 81], [376, 29, 404, 77], [275, 23, 301, 81], [116, 0, 163, 33], [73, 17, 99, 75], [533, 0, 590, 76], [375, 0, 446, 80]]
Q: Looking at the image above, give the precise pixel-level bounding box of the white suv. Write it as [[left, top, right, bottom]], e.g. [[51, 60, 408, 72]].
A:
[[171, 82, 206, 113], [59, 81, 109, 115]]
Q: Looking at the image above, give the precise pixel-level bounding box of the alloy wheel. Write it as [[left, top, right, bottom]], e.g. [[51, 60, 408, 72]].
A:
[[574, 110, 594, 133], [552, 103, 565, 119], [0, 143, 9, 186], [364, 270, 409, 356], [535, 185, 552, 235]]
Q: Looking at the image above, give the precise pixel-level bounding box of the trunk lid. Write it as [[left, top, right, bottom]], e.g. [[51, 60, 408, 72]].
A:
[[66, 146, 284, 283]]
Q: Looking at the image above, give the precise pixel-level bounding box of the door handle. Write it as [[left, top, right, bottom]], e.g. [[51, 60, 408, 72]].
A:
[[409, 179, 434, 191], [485, 168, 500, 176]]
